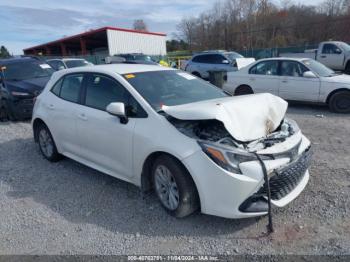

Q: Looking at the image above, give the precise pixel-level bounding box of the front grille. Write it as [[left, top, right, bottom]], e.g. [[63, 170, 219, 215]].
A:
[[18, 99, 34, 106], [259, 147, 312, 200]]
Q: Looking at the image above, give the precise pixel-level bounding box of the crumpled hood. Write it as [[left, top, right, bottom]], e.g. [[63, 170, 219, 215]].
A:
[[162, 93, 288, 142]]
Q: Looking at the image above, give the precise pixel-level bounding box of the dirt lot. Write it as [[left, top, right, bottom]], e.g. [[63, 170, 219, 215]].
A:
[[0, 104, 349, 255]]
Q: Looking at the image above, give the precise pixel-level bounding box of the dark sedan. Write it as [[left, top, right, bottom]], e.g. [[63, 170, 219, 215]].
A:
[[0, 57, 54, 121]]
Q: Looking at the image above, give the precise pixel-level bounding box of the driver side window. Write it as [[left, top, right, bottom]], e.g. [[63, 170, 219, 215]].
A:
[[84, 74, 146, 117], [322, 44, 342, 54], [281, 61, 308, 77]]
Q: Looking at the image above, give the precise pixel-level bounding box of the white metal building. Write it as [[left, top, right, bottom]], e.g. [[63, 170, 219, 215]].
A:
[[23, 27, 167, 56]]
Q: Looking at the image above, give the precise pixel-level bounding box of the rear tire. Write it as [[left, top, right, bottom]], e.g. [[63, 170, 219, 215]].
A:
[[0, 106, 9, 122], [234, 85, 254, 96], [328, 91, 350, 113], [345, 62, 350, 75], [37, 124, 62, 162], [2, 101, 16, 121], [191, 72, 201, 78], [152, 155, 199, 218]]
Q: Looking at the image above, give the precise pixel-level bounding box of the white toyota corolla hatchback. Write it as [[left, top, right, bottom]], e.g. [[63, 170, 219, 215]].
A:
[[32, 64, 312, 219]]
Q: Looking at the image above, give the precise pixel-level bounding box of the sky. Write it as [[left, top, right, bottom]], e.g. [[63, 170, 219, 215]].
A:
[[0, 0, 324, 54]]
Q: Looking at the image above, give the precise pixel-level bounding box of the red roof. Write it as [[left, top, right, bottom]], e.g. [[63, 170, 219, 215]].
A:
[[23, 26, 166, 51]]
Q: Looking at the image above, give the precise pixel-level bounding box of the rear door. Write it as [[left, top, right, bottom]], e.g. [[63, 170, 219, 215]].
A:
[[45, 73, 85, 155], [318, 43, 345, 70], [246, 60, 280, 95], [279, 60, 321, 101]]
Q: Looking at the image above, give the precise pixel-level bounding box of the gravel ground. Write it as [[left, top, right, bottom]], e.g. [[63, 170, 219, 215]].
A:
[[0, 104, 349, 256]]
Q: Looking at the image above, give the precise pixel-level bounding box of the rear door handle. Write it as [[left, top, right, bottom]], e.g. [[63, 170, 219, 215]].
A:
[[78, 113, 88, 121], [321, 55, 326, 58]]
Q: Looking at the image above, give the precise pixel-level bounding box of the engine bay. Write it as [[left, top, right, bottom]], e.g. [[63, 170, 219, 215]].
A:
[[167, 116, 297, 152]]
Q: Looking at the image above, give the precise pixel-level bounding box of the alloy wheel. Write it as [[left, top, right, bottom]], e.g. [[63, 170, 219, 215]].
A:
[[38, 128, 54, 158], [154, 165, 180, 210]]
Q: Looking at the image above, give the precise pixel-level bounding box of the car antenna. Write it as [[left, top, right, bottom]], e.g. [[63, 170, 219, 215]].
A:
[[254, 153, 274, 234]]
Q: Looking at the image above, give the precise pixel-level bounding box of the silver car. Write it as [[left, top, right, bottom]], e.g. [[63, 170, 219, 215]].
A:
[[185, 51, 243, 79]]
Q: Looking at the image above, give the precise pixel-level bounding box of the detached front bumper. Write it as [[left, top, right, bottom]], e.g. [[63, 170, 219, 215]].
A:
[[182, 134, 311, 219]]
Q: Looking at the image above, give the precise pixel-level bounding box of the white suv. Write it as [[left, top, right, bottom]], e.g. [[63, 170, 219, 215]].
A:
[[185, 51, 243, 79], [32, 64, 311, 219]]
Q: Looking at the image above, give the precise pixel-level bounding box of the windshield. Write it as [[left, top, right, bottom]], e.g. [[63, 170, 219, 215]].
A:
[[123, 70, 228, 111], [65, 60, 90, 68], [1, 60, 54, 81], [225, 52, 243, 61], [302, 59, 335, 77], [338, 42, 350, 52]]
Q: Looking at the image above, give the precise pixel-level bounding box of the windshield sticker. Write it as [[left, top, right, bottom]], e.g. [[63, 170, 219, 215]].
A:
[[177, 72, 196, 80], [40, 64, 51, 69], [125, 74, 135, 79]]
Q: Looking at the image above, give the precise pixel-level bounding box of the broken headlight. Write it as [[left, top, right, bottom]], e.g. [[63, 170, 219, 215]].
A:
[[199, 142, 258, 174]]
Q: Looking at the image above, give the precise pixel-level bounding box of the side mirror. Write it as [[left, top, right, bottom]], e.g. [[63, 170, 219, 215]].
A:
[[58, 66, 65, 70], [106, 102, 128, 124], [303, 71, 317, 78], [222, 60, 230, 64]]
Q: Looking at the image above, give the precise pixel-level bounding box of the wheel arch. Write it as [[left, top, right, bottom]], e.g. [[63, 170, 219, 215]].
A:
[[140, 151, 200, 206], [326, 88, 350, 104], [234, 84, 254, 96]]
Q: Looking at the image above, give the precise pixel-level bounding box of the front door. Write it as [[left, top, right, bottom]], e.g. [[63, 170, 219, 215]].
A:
[[318, 43, 345, 70], [76, 73, 136, 179], [278, 61, 320, 102]]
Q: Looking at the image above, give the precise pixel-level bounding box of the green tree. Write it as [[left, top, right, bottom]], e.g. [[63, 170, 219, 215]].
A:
[[0, 46, 11, 58]]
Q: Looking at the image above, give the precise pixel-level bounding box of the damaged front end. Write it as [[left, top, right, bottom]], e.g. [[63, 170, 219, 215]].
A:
[[162, 94, 311, 228], [167, 116, 300, 173]]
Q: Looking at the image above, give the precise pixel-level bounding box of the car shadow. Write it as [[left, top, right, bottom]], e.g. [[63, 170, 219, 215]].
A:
[[0, 138, 262, 238]]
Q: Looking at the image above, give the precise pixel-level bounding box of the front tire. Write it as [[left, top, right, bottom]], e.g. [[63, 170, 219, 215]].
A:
[[37, 124, 62, 162], [152, 155, 199, 218], [328, 91, 350, 113]]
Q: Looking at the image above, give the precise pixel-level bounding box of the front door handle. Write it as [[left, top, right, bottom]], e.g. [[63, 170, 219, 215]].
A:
[[249, 77, 255, 81], [282, 80, 288, 83], [78, 113, 88, 121], [48, 104, 55, 110]]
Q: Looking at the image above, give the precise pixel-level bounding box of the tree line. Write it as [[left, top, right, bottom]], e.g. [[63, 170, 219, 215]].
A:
[[0, 46, 11, 58], [175, 0, 350, 52]]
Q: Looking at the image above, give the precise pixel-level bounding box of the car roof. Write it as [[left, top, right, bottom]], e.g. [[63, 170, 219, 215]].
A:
[[0, 56, 40, 65], [47, 58, 86, 62], [54, 64, 174, 76], [257, 57, 310, 62]]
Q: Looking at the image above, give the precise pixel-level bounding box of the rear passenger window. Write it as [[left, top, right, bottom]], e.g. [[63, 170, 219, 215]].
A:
[[192, 55, 211, 63], [51, 78, 63, 96], [249, 61, 279, 76], [85, 74, 128, 111], [60, 74, 83, 103]]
